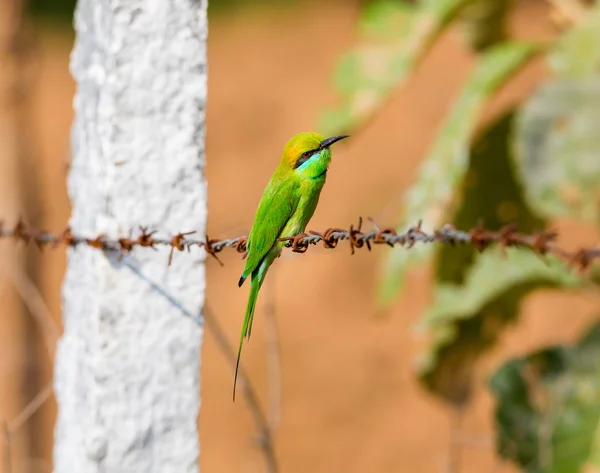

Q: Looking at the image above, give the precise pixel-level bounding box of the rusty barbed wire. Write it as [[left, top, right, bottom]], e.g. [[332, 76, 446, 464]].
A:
[[0, 217, 599, 270]]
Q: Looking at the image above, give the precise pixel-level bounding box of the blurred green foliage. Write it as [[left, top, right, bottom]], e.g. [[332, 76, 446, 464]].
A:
[[547, 4, 600, 79], [515, 80, 600, 225], [416, 110, 571, 405], [379, 42, 540, 305], [420, 245, 582, 405], [323, 0, 600, 470], [513, 6, 600, 226], [491, 321, 600, 472], [320, 0, 470, 136]]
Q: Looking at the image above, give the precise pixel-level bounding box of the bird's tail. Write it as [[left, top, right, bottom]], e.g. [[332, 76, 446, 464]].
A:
[[233, 264, 265, 401]]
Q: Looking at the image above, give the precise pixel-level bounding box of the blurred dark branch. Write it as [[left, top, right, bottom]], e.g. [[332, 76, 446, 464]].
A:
[[446, 409, 464, 473], [1, 217, 599, 272]]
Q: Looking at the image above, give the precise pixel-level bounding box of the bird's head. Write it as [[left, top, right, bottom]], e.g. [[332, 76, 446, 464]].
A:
[[280, 132, 349, 178]]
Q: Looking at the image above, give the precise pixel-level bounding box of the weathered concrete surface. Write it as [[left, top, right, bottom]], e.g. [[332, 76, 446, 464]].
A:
[[54, 1, 208, 471]]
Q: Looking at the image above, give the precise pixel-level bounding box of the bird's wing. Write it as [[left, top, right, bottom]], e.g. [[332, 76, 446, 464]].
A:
[[241, 176, 299, 279]]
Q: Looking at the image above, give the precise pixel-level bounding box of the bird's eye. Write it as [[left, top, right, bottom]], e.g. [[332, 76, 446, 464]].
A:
[[294, 149, 316, 169]]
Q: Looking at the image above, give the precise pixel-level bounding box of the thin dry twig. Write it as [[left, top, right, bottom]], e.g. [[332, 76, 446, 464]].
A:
[[2, 261, 60, 358], [122, 262, 278, 473], [7, 383, 53, 436], [204, 304, 278, 473], [1, 384, 54, 473], [2, 422, 11, 473], [264, 269, 281, 434]]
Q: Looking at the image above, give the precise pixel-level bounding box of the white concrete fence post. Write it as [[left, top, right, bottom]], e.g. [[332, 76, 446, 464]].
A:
[[53, 0, 208, 471]]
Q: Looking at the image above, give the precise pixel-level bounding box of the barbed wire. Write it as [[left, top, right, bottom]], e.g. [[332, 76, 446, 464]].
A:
[[1, 217, 599, 269]]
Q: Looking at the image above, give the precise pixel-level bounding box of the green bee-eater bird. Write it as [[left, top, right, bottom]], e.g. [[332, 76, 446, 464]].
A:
[[233, 132, 349, 400]]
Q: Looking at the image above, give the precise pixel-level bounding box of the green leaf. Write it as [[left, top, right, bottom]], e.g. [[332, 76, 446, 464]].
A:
[[418, 247, 581, 404], [425, 251, 580, 326], [415, 111, 543, 403], [379, 42, 541, 306], [435, 111, 544, 285], [490, 320, 600, 473], [548, 2, 600, 80], [514, 79, 600, 224], [458, 0, 511, 52], [320, 0, 470, 136]]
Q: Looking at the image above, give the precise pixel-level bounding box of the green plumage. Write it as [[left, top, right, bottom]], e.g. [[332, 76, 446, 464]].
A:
[[233, 132, 348, 400]]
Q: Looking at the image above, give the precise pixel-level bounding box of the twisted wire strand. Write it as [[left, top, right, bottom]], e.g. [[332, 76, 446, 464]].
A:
[[1, 217, 598, 269]]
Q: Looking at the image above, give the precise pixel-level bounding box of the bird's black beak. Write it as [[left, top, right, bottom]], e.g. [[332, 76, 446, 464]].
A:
[[319, 135, 349, 149]]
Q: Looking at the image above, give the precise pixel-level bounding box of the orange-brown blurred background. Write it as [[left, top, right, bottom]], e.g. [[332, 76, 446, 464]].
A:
[[0, 1, 598, 472]]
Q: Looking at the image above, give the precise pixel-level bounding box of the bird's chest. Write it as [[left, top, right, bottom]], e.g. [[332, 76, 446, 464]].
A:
[[280, 177, 326, 238]]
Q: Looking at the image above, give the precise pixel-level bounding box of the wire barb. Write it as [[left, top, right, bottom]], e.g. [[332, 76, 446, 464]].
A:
[[0, 218, 598, 270]]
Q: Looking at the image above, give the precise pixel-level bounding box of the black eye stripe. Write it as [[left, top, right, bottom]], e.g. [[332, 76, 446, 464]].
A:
[[294, 149, 318, 169]]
